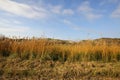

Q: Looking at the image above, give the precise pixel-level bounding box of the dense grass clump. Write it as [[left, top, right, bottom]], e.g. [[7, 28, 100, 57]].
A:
[[0, 37, 120, 62]]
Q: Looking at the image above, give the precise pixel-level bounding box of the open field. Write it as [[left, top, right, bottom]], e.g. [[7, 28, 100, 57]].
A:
[[0, 37, 120, 79], [0, 58, 120, 80]]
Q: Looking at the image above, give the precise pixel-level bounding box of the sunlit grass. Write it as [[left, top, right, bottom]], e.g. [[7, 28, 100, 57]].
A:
[[0, 37, 120, 62]]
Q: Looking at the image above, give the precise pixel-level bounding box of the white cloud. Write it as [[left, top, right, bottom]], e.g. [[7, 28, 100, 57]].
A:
[[63, 19, 72, 25], [0, 18, 22, 25], [63, 9, 74, 15], [50, 5, 74, 15], [0, 26, 29, 32], [85, 13, 103, 20], [0, 25, 31, 38], [50, 5, 62, 14], [0, 0, 48, 19], [13, 20, 22, 24], [0, 18, 10, 24], [78, 1, 93, 12], [0, 27, 30, 38], [0, 18, 29, 33], [111, 5, 120, 18], [78, 1, 102, 20]]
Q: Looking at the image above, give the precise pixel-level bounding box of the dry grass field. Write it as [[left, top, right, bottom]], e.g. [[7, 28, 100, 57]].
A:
[[0, 0, 120, 79], [0, 37, 120, 80], [0, 59, 120, 80]]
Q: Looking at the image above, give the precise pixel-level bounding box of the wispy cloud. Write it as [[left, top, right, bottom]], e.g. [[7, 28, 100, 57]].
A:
[[0, 18, 22, 25], [63, 19, 100, 34], [100, 0, 119, 6], [0, 0, 48, 19], [63, 9, 74, 15], [78, 1, 103, 20], [50, 5, 74, 15], [0, 0, 74, 19], [0, 25, 31, 38], [0, 26, 29, 32], [63, 19, 80, 30], [0, 18, 29, 33], [63, 19, 72, 25], [111, 5, 120, 18], [50, 5, 62, 14], [107, 0, 118, 3], [13, 20, 22, 24]]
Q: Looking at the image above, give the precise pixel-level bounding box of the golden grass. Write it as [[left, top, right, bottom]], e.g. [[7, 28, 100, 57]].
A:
[[0, 37, 120, 62]]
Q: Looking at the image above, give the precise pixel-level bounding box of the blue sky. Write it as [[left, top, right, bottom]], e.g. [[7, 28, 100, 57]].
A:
[[0, 0, 120, 40]]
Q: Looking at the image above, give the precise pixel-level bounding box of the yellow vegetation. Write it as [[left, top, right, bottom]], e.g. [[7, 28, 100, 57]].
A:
[[0, 38, 120, 62]]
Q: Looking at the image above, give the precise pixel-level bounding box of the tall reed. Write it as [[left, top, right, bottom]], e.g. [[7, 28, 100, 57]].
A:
[[0, 37, 120, 62]]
